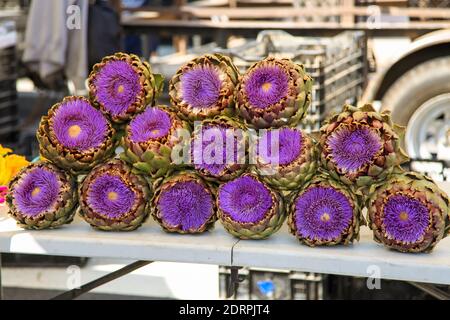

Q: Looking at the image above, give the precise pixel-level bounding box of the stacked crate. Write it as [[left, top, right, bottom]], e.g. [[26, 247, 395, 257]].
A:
[[228, 30, 367, 132], [0, 21, 18, 144]]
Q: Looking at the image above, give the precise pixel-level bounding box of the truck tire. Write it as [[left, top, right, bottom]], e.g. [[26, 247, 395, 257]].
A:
[[381, 56, 450, 160]]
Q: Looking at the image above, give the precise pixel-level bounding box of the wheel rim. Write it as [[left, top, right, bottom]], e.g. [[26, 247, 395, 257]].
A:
[[405, 93, 450, 160]]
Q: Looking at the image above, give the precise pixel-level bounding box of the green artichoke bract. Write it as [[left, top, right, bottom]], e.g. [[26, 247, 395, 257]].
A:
[[253, 126, 318, 191], [78, 159, 151, 231], [366, 171, 449, 253], [169, 53, 240, 121], [319, 104, 409, 190], [287, 174, 364, 246], [6, 161, 77, 230], [237, 56, 313, 129], [120, 106, 191, 179], [217, 173, 286, 239], [37, 96, 117, 175], [151, 171, 217, 234], [88, 52, 163, 124], [190, 116, 248, 183]]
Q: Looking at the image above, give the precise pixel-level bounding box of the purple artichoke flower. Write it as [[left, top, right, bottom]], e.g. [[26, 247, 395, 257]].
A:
[[326, 125, 382, 174], [255, 127, 317, 190], [237, 57, 313, 129], [6, 162, 77, 229], [37, 96, 117, 174], [78, 159, 151, 231], [217, 174, 286, 239], [169, 53, 240, 121], [367, 172, 449, 253], [288, 175, 363, 246], [152, 172, 216, 233], [121, 106, 190, 178], [50, 97, 109, 151], [243, 64, 289, 110], [88, 52, 157, 123], [191, 117, 247, 182]]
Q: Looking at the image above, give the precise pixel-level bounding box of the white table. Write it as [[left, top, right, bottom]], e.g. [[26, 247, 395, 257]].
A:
[[1, 182, 450, 298]]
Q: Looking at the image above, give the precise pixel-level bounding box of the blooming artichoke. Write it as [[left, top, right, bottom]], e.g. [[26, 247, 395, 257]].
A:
[[88, 52, 162, 124], [151, 171, 216, 233], [169, 53, 240, 121], [78, 159, 151, 231], [254, 126, 318, 191], [237, 56, 313, 129], [319, 104, 408, 189], [37, 96, 117, 175], [366, 171, 449, 253], [120, 106, 191, 179], [217, 173, 286, 239], [6, 162, 77, 229], [287, 174, 364, 246], [191, 116, 248, 183]]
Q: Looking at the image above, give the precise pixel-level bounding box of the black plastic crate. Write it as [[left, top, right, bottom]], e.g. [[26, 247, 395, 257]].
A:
[[219, 266, 324, 300]]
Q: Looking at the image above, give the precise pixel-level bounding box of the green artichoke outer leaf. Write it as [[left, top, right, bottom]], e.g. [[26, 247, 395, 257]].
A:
[[366, 171, 449, 253], [6, 162, 78, 230]]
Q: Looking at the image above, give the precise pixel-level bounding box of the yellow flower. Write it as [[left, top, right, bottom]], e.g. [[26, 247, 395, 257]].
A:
[[0, 145, 12, 157], [0, 154, 29, 185]]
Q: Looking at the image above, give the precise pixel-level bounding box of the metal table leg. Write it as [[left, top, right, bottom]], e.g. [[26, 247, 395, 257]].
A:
[[51, 260, 152, 300]]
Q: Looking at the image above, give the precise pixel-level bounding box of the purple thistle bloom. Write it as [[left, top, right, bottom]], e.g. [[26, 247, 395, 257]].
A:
[[244, 65, 289, 109], [294, 186, 353, 241], [218, 175, 273, 223], [51, 98, 108, 151], [157, 180, 214, 231], [382, 195, 430, 243], [86, 174, 136, 219], [327, 126, 381, 173], [259, 127, 302, 165], [192, 125, 239, 176], [93, 60, 142, 116], [129, 107, 172, 143], [180, 64, 222, 109], [13, 167, 60, 217]]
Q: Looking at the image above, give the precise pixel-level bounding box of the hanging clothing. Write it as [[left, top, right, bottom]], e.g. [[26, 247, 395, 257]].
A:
[[22, 0, 89, 92]]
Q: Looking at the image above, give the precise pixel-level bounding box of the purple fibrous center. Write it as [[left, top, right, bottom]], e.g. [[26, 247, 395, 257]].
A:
[[13, 167, 60, 217], [192, 125, 240, 176], [180, 64, 222, 109], [86, 174, 136, 219], [382, 194, 430, 243], [258, 127, 302, 165], [294, 186, 353, 241], [94, 60, 142, 116], [244, 65, 289, 109], [327, 125, 382, 173], [158, 180, 213, 231], [52, 99, 108, 151], [218, 175, 273, 223], [129, 107, 172, 143]]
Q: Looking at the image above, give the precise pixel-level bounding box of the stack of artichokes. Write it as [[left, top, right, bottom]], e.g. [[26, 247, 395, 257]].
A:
[[5, 52, 449, 254]]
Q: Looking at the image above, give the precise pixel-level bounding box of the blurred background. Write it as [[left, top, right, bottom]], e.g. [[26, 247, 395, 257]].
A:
[[0, 0, 449, 299]]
